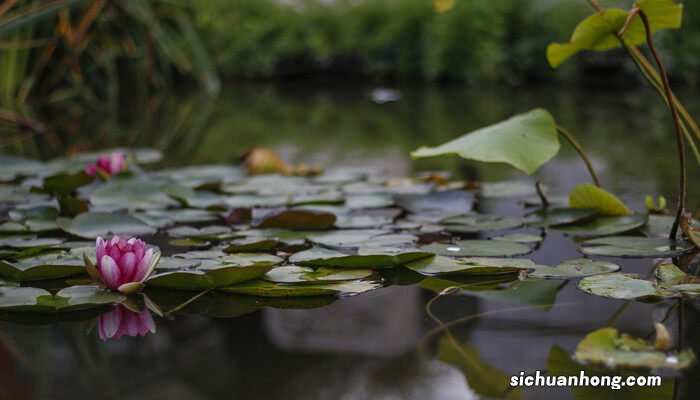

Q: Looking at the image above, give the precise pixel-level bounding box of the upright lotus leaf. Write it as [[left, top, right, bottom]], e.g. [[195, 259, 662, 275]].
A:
[[440, 214, 522, 233], [0, 285, 125, 313], [254, 209, 336, 230], [574, 328, 695, 370], [528, 258, 621, 279], [578, 273, 662, 300], [263, 266, 373, 284], [569, 183, 632, 216], [411, 109, 560, 175], [549, 215, 648, 237], [580, 236, 694, 257], [57, 212, 157, 239], [146, 254, 283, 290], [547, 0, 683, 68], [438, 336, 523, 400], [421, 240, 532, 257], [406, 255, 535, 276], [220, 279, 380, 297], [548, 345, 674, 399], [0, 253, 85, 281]]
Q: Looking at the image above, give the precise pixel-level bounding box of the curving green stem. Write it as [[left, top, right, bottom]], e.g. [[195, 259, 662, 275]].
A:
[[620, 8, 687, 240], [556, 125, 602, 187]]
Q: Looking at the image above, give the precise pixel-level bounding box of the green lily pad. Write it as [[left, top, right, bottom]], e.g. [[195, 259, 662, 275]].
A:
[[307, 230, 415, 249], [0, 237, 65, 248], [421, 240, 532, 257], [0, 253, 85, 281], [524, 207, 597, 228], [0, 155, 46, 180], [220, 279, 380, 297], [290, 246, 431, 268], [162, 184, 226, 209], [156, 164, 245, 187], [146, 254, 282, 290], [41, 171, 93, 194], [0, 285, 125, 313], [137, 209, 218, 225], [644, 214, 678, 237], [57, 212, 157, 239], [90, 177, 178, 210], [411, 109, 559, 175], [263, 266, 373, 284], [491, 233, 543, 243], [480, 181, 538, 198], [528, 258, 621, 279], [406, 255, 534, 275], [549, 214, 648, 237], [167, 225, 232, 239], [580, 236, 695, 257], [223, 238, 278, 253], [441, 214, 522, 233], [254, 209, 336, 230], [574, 327, 695, 370], [394, 190, 473, 214], [569, 183, 632, 216], [578, 274, 662, 300], [156, 257, 202, 270]]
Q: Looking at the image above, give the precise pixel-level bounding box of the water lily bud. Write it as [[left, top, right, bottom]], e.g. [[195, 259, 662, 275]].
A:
[[85, 152, 126, 178], [85, 236, 160, 294], [654, 322, 671, 351]]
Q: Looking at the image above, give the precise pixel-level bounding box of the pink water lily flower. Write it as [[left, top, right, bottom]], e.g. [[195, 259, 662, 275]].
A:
[[85, 152, 125, 178], [98, 305, 156, 341], [84, 236, 160, 294]]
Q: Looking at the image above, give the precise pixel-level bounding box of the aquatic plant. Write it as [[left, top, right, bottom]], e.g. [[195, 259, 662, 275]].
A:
[[85, 152, 125, 179], [98, 304, 156, 341], [84, 236, 161, 294]]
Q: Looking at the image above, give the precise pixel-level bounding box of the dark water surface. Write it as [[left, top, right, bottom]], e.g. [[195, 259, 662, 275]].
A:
[[2, 81, 699, 399]]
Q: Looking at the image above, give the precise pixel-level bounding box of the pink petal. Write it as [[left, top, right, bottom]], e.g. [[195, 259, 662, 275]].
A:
[[85, 164, 97, 177], [121, 312, 139, 337], [107, 245, 121, 265], [110, 153, 124, 174], [137, 311, 156, 336], [98, 307, 123, 340], [119, 252, 138, 283], [133, 248, 154, 282], [95, 237, 107, 263], [99, 255, 121, 289]]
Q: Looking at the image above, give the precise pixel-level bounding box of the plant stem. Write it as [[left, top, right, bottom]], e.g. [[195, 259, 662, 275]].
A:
[[587, 0, 605, 14], [556, 125, 602, 187], [620, 8, 687, 240]]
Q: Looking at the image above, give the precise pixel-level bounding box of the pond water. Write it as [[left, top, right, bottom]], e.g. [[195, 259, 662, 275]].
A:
[[1, 81, 699, 400]]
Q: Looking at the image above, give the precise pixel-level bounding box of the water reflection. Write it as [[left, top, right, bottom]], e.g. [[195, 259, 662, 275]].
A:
[[97, 305, 156, 341]]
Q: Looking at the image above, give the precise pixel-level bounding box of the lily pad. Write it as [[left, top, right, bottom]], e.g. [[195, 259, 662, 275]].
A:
[[254, 209, 336, 230], [411, 109, 559, 175], [421, 240, 532, 257], [162, 184, 226, 209], [574, 327, 695, 370], [528, 258, 621, 279], [0, 285, 125, 313], [491, 233, 542, 243], [394, 190, 473, 214], [549, 214, 648, 237], [146, 254, 282, 290], [578, 274, 662, 300], [569, 183, 632, 216], [90, 177, 178, 210], [263, 266, 373, 284], [220, 279, 380, 297], [580, 236, 695, 257], [290, 246, 431, 268], [57, 212, 157, 239], [406, 255, 535, 276], [307, 230, 415, 249], [223, 238, 278, 253], [441, 214, 522, 233], [524, 207, 597, 228], [0, 253, 85, 281], [480, 181, 538, 198], [167, 225, 232, 239]]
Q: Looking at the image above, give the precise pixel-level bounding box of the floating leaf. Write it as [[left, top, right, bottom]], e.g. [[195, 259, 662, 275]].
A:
[[57, 212, 157, 239], [421, 240, 532, 257], [406, 255, 535, 275], [162, 184, 226, 209], [307, 230, 415, 249], [549, 214, 648, 237], [90, 177, 178, 210], [411, 109, 559, 175], [0, 252, 85, 281], [441, 214, 522, 233], [220, 279, 380, 297], [547, 0, 683, 68], [290, 246, 431, 268], [394, 190, 473, 214], [0, 285, 125, 313], [224, 238, 278, 253], [578, 274, 662, 300], [254, 209, 336, 230], [528, 258, 620, 279], [574, 327, 695, 370], [480, 181, 538, 198], [569, 183, 632, 216], [580, 236, 694, 257], [524, 207, 597, 228], [146, 254, 282, 290], [41, 171, 93, 194], [263, 266, 373, 284], [491, 233, 542, 243], [155, 164, 245, 187], [167, 225, 232, 239], [0, 155, 46, 180]]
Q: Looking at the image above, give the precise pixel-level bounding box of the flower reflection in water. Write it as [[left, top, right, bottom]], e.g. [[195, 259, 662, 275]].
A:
[[98, 305, 156, 341]]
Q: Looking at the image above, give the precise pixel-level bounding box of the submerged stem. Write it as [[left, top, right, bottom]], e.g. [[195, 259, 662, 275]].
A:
[[556, 125, 602, 187], [620, 8, 687, 240]]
